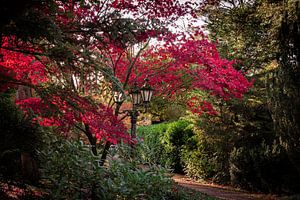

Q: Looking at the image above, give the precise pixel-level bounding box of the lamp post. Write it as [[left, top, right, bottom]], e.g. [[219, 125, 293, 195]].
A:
[[113, 77, 154, 140], [128, 82, 141, 139]]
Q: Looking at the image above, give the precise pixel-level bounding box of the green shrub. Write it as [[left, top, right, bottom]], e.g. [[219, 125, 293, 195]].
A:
[[137, 120, 195, 172], [179, 121, 230, 182], [223, 96, 300, 193], [105, 156, 173, 200], [139, 93, 300, 194], [229, 137, 300, 194], [108, 143, 216, 200], [39, 133, 212, 200], [38, 134, 104, 199], [180, 132, 216, 180], [162, 120, 194, 172], [137, 118, 231, 182], [136, 123, 172, 167]]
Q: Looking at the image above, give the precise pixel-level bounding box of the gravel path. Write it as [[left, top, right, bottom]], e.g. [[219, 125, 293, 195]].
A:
[[172, 174, 279, 200]]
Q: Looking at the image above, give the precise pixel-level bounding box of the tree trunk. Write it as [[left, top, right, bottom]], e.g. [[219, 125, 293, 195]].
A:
[[21, 153, 39, 184], [99, 141, 111, 166], [99, 103, 121, 166], [84, 123, 97, 156]]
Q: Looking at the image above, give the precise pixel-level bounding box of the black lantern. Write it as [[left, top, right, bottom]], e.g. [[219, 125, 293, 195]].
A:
[[113, 90, 125, 104], [141, 77, 154, 104], [112, 84, 125, 104], [129, 82, 142, 105]]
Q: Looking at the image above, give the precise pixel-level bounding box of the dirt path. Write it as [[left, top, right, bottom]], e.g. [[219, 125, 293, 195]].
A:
[[172, 174, 279, 200]]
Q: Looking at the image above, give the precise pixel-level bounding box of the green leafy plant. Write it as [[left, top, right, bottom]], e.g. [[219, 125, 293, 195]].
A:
[[38, 134, 105, 199], [137, 118, 230, 182], [137, 120, 200, 173], [38, 133, 213, 199], [137, 123, 172, 167]]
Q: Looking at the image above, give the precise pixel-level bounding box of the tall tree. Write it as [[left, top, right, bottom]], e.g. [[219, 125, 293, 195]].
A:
[[270, 0, 300, 176], [204, 0, 300, 176]]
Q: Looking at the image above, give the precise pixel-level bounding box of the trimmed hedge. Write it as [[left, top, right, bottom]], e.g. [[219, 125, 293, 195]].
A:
[[137, 117, 300, 194], [137, 120, 196, 173]]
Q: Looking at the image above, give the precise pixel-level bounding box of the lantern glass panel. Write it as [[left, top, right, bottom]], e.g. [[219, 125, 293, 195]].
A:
[[113, 91, 125, 103], [131, 92, 142, 105], [141, 89, 153, 103], [141, 77, 154, 104]]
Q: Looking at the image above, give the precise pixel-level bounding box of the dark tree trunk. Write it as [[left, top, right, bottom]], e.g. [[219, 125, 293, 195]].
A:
[[99, 141, 111, 166], [84, 123, 98, 156], [21, 153, 39, 184], [99, 103, 122, 166]]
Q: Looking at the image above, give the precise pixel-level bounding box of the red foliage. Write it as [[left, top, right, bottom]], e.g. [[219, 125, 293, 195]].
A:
[[111, 0, 200, 19], [0, 0, 251, 144], [0, 36, 128, 144], [187, 98, 218, 116], [108, 31, 252, 115], [16, 94, 128, 144], [0, 37, 47, 86]]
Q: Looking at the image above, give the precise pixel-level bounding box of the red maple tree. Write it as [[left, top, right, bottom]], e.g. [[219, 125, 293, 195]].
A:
[[0, 0, 251, 157]]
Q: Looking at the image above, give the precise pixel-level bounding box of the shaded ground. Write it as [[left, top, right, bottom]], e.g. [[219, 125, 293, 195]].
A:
[[172, 174, 279, 200], [0, 182, 46, 200], [1, 176, 295, 200]]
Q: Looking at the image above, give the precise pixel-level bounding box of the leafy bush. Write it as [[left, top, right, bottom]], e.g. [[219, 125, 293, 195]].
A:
[[38, 134, 104, 199], [106, 157, 173, 199], [185, 99, 300, 193], [139, 84, 300, 194], [163, 120, 194, 172], [38, 133, 211, 200], [137, 120, 195, 172], [137, 119, 229, 180], [108, 143, 216, 200], [223, 95, 300, 193], [150, 97, 186, 121], [229, 136, 300, 194], [180, 131, 227, 181], [136, 122, 172, 167]]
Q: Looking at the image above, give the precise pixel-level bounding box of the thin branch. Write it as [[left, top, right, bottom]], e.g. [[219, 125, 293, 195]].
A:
[[1, 47, 48, 57], [123, 40, 150, 88]]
